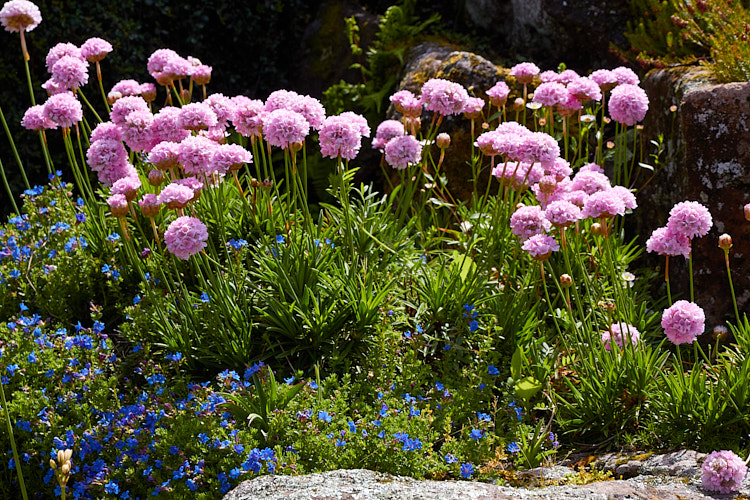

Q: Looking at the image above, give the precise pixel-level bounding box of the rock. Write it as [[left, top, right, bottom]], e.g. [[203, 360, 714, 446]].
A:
[[588, 450, 705, 480], [638, 66, 750, 329], [223, 467, 719, 500]]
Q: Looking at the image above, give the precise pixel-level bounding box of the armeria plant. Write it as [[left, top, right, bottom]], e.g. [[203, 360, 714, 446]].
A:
[[3, 0, 750, 498]]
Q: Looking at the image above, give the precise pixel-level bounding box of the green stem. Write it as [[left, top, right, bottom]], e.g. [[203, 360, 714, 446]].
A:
[[0, 380, 29, 500], [0, 156, 20, 214], [21, 33, 35, 106], [724, 252, 741, 326], [0, 103, 30, 189]]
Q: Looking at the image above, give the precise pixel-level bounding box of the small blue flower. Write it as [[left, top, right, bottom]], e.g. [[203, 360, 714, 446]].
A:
[[469, 429, 483, 440], [200, 293, 210, 303], [275, 234, 286, 244], [445, 453, 458, 464], [469, 320, 479, 332], [318, 411, 332, 423], [284, 376, 295, 385], [488, 365, 500, 375], [507, 442, 521, 454], [460, 462, 474, 478], [477, 412, 491, 422], [106, 233, 120, 243], [104, 480, 119, 494]]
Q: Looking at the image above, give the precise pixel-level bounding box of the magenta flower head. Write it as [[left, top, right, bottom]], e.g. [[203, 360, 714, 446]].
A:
[[602, 322, 640, 351], [608, 84, 649, 126], [544, 200, 581, 228], [510, 205, 551, 240], [204, 93, 237, 128], [646, 226, 691, 259], [319, 114, 364, 161], [107, 193, 129, 218], [110, 95, 149, 127], [0, 0, 40, 32], [611, 185, 637, 211], [420, 78, 470, 117], [463, 96, 485, 119], [80, 37, 112, 63], [42, 91, 82, 129], [487, 81, 511, 107], [702, 450, 747, 494], [589, 69, 617, 91], [164, 216, 208, 260], [231, 96, 265, 138], [532, 82, 567, 107], [111, 79, 141, 97], [291, 94, 327, 131], [190, 64, 212, 85], [138, 193, 161, 218], [158, 183, 194, 210], [45, 42, 83, 73], [111, 175, 141, 202], [372, 120, 405, 150], [519, 131, 560, 169], [555, 69, 580, 85], [178, 102, 218, 131], [211, 143, 252, 174], [567, 76, 602, 102], [384, 134, 422, 170], [581, 188, 626, 219], [611, 66, 640, 86], [178, 135, 218, 176], [21, 104, 56, 131], [121, 109, 154, 153], [521, 233, 559, 261], [150, 106, 189, 145], [148, 142, 180, 171], [262, 108, 310, 149], [570, 170, 610, 195], [338, 112, 370, 138], [667, 200, 713, 239], [661, 300, 705, 345], [90, 122, 122, 142], [264, 89, 300, 113], [140, 82, 157, 102], [51, 55, 89, 90], [509, 62, 540, 84], [390, 90, 422, 119]]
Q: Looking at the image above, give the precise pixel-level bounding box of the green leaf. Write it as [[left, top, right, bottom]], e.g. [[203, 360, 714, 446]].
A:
[[511, 346, 524, 381], [449, 251, 477, 283], [638, 162, 654, 171], [515, 376, 542, 401]]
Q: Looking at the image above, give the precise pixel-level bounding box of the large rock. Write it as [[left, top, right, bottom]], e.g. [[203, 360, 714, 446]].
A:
[[638, 67, 750, 330]]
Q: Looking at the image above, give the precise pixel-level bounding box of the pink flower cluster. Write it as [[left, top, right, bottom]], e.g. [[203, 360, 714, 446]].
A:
[[608, 83, 649, 126], [164, 216, 208, 260], [319, 113, 368, 161], [390, 90, 422, 119], [602, 323, 640, 351], [702, 450, 747, 494], [420, 78, 471, 117], [661, 300, 705, 345], [0, 0, 40, 32], [385, 135, 422, 170], [646, 201, 712, 259], [372, 120, 405, 150]]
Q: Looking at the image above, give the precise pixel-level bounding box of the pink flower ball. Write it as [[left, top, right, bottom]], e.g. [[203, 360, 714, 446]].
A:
[[164, 216, 208, 260], [611, 185, 637, 210], [667, 200, 712, 239], [510, 205, 551, 240], [41, 78, 65, 96], [556, 90, 582, 116], [608, 84, 649, 126], [544, 200, 581, 228], [110, 95, 149, 127], [204, 93, 237, 128], [547, 157, 572, 181], [231, 96, 265, 138], [176, 177, 204, 197], [589, 69, 617, 90], [0, 0, 41, 32], [140, 83, 157, 102], [567, 76, 602, 102], [509, 62, 540, 84], [178, 135, 218, 176], [45, 42, 83, 73], [646, 226, 691, 259], [319, 115, 364, 161], [372, 120, 405, 150], [555, 69, 580, 85], [518, 131, 560, 168], [602, 322, 640, 351], [579, 162, 604, 174], [581, 188, 626, 219], [570, 170, 610, 195], [148, 142, 181, 171], [486, 81, 510, 106], [158, 183, 194, 209], [420, 78, 471, 117], [264, 89, 300, 113], [390, 90, 422, 119], [339, 112, 370, 138], [178, 102, 218, 131], [291, 94, 327, 131], [463, 96, 485, 118], [562, 189, 589, 208], [111, 175, 141, 202], [164, 55, 191, 79], [138, 193, 161, 218], [384, 134, 422, 170], [90, 122, 122, 143], [539, 70, 558, 83], [532, 82, 567, 107], [262, 108, 310, 149], [107, 193, 129, 217], [80, 37, 112, 63], [21, 104, 56, 131], [702, 450, 747, 494], [121, 110, 154, 153], [521, 233, 559, 261], [510, 161, 545, 190], [661, 300, 705, 345], [42, 91, 82, 128], [111, 79, 142, 97], [87, 139, 127, 174], [211, 143, 252, 174], [150, 107, 189, 145], [191, 64, 212, 85], [611, 66, 640, 86]]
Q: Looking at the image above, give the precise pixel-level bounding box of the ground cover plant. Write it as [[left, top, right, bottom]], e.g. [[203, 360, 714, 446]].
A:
[[1, 1, 750, 498]]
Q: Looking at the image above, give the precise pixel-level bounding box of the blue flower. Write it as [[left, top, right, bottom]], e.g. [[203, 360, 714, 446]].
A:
[[284, 375, 295, 385], [460, 462, 474, 478], [507, 442, 521, 454], [488, 365, 500, 375], [275, 234, 286, 244], [104, 480, 119, 494], [469, 320, 479, 332], [445, 453, 458, 464], [27, 352, 37, 364], [200, 293, 210, 303], [348, 421, 357, 434], [477, 412, 491, 422], [318, 411, 332, 423], [6, 364, 19, 376], [308, 380, 318, 390], [106, 233, 120, 243]]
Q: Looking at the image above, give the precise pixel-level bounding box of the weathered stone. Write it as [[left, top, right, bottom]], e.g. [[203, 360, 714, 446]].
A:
[[638, 66, 750, 329], [589, 450, 705, 480], [223, 467, 722, 500]]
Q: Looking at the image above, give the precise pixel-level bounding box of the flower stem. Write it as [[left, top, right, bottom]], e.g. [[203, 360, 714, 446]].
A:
[[0, 380, 29, 500]]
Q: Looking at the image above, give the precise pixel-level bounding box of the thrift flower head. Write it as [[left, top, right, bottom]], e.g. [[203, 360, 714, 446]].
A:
[[42, 91, 82, 129], [110, 95, 149, 126], [532, 82, 567, 107], [290, 94, 326, 131], [178, 135, 218, 175], [608, 84, 649, 126], [319, 114, 364, 161], [420, 78, 470, 117], [570, 170, 610, 195], [612, 66, 640, 86], [50, 55, 89, 90], [611, 185, 637, 210], [463, 96, 485, 118], [567, 76, 602, 102], [522, 233, 559, 260], [147, 48, 180, 80], [86, 139, 129, 185], [509, 62, 540, 84], [544, 200, 581, 227], [148, 141, 180, 171], [178, 102, 218, 131], [661, 300, 705, 345], [231, 96, 265, 138], [519, 131, 560, 168], [262, 108, 310, 149], [487, 81, 511, 106], [384, 134, 422, 170], [339, 111, 370, 137], [138, 193, 160, 217], [667, 201, 712, 239], [191, 64, 212, 85], [211, 143, 252, 174], [556, 91, 582, 116], [111, 175, 141, 201], [107, 193, 128, 217], [21, 104, 56, 131], [90, 121, 122, 142], [204, 93, 237, 128], [390, 90, 422, 118], [372, 120, 405, 150], [582, 188, 626, 219], [80, 37, 112, 62], [0, 0, 41, 32], [589, 68, 618, 90], [121, 109, 154, 152], [111, 79, 141, 97], [150, 106, 189, 144], [510, 205, 551, 240], [164, 216, 208, 260], [45, 42, 83, 72], [264, 89, 300, 112], [556, 68, 580, 85], [158, 183, 194, 209], [602, 322, 640, 351], [702, 450, 747, 494]]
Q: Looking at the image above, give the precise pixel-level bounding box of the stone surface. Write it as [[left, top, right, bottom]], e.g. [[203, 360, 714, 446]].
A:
[[589, 450, 705, 480], [638, 66, 750, 329], [223, 466, 724, 500]]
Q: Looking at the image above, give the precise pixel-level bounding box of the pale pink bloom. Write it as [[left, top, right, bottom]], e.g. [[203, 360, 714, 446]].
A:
[[589, 69, 617, 90], [339, 111, 370, 137], [384, 134, 422, 170], [390, 90, 422, 118], [148, 142, 181, 171], [50, 55, 88, 90], [147, 48, 179, 82], [262, 108, 310, 149], [567, 76, 602, 102], [661, 300, 705, 345], [45, 42, 83, 73], [87, 139, 127, 173], [521, 233, 559, 260], [158, 183, 194, 209], [41, 78, 65, 96], [544, 200, 581, 228], [319, 115, 364, 161], [702, 450, 747, 494], [646, 226, 691, 259], [547, 157, 572, 181], [611, 66, 640, 86], [264, 89, 300, 113], [140, 83, 157, 102], [562, 189, 589, 208], [608, 84, 649, 126], [611, 185, 637, 210], [579, 162, 604, 174], [518, 131, 560, 168], [211, 143, 252, 174], [556, 69, 580, 85], [486, 81, 510, 106], [178, 102, 218, 131], [138, 193, 161, 217], [178, 135, 218, 175], [204, 93, 237, 128], [582, 189, 626, 219], [176, 177, 204, 197], [111, 79, 142, 96], [150, 107, 189, 145], [0, 0, 41, 32], [163, 54, 190, 80], [231, 96, 265, 138], [110, 95, 149, 127], [191, 64, 212, 85], [291, 94, 326, 131], [509, 62, 540, 84], [602, 323, 640, 351], [420, 78, 471, 117], [570, 170, 610, 195], [164, 216, 208, 260], [372, 120, 405, 150], [556, 91, 582, 116], [42, 91, 82, 128], [121, 109, 154, 152], [510, 162, 545, 189], [107, 193, 129, 217], [510, 205, 551, 240], [80, 37, 112, 63], [21, 104, 56, 131], [111, 175, 141, 201], [667, 200, 712, 239], [463, 96, 485, 118]]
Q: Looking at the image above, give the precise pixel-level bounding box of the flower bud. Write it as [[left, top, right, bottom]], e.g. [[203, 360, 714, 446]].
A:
[[57, 450, 65, 465], [180, 89, 191, 103], [50, 459, 57, 470], [744, 203, 750, 222], [436, 133, 451, 149], [107, 91, 122, 105], [250, 178, 261, 188], [511, 97, 525, 112], [713, 325, 729, 341], [63, 449, 72, 463], [290, 141, 304, 153], [719, 233, 733, 250], [560, 274, 573, 287], [148, 169, 165, 187], [61, 463, 70, 475], [590, 222, 603, 236]]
